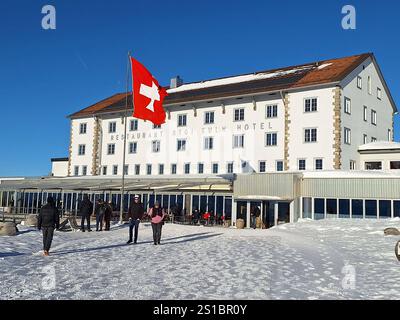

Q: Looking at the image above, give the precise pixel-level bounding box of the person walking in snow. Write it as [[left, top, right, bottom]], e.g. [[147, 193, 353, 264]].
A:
[[94, 199, 106, 231], [127, 195, 144, 244], [148, 201, 166, 245], [79, 194, 93, 232], [38, 196, 60, 256]]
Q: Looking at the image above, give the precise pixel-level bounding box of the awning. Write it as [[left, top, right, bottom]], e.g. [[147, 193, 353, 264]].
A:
[[0, 174, 233, 193]]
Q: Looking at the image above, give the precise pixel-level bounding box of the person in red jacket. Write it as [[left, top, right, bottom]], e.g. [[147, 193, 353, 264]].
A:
[[148, 201, 166, 245]]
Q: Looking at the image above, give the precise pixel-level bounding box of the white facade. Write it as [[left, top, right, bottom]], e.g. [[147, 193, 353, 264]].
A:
[[67, 56, 396, 177], [359, 142, 400, 170], [340, 57, 394, 170], [51, 159, 69, 177]]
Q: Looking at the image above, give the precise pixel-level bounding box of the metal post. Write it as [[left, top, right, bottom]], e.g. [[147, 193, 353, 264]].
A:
[[231, 198, 237, 227], [311, 197, 314, 220], [274, 202, 279, 226], [391, 199, 394, 219], [119, 51, 132, 224], [246, 201, 251, 229]]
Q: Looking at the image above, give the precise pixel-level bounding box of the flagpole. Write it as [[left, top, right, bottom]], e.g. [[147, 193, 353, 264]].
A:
[[119, 51, 131, 224]]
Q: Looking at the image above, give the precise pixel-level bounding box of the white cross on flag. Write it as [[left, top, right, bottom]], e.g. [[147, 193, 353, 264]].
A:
[[131, 57, 168, 125]]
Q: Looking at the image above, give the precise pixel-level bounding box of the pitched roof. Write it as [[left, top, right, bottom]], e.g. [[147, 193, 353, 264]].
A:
[[68, 53, 391, 118]]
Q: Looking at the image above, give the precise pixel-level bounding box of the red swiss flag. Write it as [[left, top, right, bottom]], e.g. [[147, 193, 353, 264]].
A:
[[131, 57, 168, 125]]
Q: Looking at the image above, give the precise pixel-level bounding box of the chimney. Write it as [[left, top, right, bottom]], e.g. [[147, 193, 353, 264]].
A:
[[170, 76, 183, 89]]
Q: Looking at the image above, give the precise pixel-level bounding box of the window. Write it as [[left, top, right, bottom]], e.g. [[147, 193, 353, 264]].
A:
[[365, 162, 382, 170], [129, 142, 137, 154], [266, 105, 278, 118], [153, 124, 161, 129], [363, 106, 368, 121], [377, 87, 382, 100], [339, 199, 350, 218], [79, 123, 87, 134], [357, 76, 362, 89], [371, 137, 377, 142], [198, 163, 204, 174], [315, 159, 323, 170], [227, 162, 234, 173], [365, 200, 377, 218], [266, 133, 277, 146], [124, 165, 129, 175], [212, 163, 219, 174], [352, 199, 363, 218], [390, 161, 400, 169], [204, 137, 214, 150], [276, 161, 284, 172], [344, 97, 351, 114], [298, 159, 306, 171], [152, 140, 160, 153], [74, 166, 79, 176], [78, 144, 86, 156], [159, 164, 164, 175], [109, 122, 116, 133], [314, 198, 325, 220], [171, 164, 177, 175], [130, 120, 138, 131], [113, 165, 118, 175], [184, 163, 190, 174], [304, 98, 318, 112], [259, 161, 266, 173], [107, 144, 115, 155], [368, 76, 372, 95], [363, 134, 368, 144], [394, 201, 400, 218], [178, 114, 187, 127], [135, 165, 140, 175], [302, 197, 312, 219], [177, 139, 186, 151], [233, 135, 244, 148], [304, 128, 317, 143], [234, 108, 245, 121], [82, 166, 87, 176], [102, 166, 107, 175], [326, 199, 337, 217], [379, 200, 391, 218], [344, 128, 351, 145], [146, 164, 152, 175], [204, 111, 214, 124], [350, 160, 356, 170], [371, 110, 377, 125]]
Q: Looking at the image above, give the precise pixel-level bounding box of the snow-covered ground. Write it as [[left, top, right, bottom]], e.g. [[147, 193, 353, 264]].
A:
[[1, 219, 399, 300]]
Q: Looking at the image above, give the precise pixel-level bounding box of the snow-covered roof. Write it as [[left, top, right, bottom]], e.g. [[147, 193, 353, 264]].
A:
[[358, 141, 400, 151], [70, 53, 378, 118], [166, 65, 316, 94], [302, 170, 400, 179]]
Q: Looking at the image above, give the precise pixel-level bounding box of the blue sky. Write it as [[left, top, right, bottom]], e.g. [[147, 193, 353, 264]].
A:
[[0, 0, 399, 176]]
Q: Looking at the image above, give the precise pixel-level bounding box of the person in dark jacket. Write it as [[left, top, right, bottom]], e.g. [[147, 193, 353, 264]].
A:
[[250, 205, 261, 229], [148, 201, 166, 245], [94, 199, 106, 231], [38, 196, 60, 256], [79, 195, 93, 232], [192, 206, 200, 225], [104, 201, 113, 231], [127, 195, 145, 244]]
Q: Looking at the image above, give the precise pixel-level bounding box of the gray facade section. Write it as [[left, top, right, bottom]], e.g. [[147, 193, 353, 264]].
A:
[[301, 178, 400, 199], [233, 173, 301, 200]]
